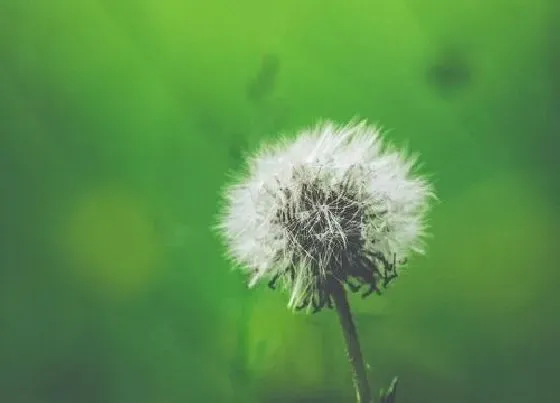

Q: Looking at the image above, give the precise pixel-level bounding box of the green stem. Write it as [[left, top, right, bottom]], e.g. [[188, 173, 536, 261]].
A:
[[330, 279, 373, 403]]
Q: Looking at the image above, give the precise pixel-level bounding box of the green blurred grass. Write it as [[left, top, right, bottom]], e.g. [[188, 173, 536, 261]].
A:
[[1, 1, 559, 402]]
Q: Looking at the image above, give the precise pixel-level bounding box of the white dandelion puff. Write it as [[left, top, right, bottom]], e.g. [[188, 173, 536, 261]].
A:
[[217, 120, 435, 312]]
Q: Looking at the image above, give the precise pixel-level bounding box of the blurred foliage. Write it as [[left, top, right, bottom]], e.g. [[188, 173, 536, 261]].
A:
[[1, 0, 559, 402]]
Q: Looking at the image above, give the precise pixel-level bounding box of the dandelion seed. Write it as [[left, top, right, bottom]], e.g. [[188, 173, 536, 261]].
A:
[[217, 120, 434, 311]]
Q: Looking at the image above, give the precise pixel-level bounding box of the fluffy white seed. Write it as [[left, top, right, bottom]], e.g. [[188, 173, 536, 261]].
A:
[[217, 120, 435, 310]]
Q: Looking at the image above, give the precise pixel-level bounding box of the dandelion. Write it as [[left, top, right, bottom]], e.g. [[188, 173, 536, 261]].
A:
[[217, 120, 435, 403]]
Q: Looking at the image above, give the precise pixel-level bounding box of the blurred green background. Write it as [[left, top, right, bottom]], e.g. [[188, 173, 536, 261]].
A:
[[1, 0, 559, 402]]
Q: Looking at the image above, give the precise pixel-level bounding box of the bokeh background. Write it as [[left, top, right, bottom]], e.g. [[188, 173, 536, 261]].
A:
[[1, 0, 559, 402]]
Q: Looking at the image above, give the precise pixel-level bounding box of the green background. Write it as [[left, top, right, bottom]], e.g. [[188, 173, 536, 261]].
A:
[[1, 1, 559, 402]]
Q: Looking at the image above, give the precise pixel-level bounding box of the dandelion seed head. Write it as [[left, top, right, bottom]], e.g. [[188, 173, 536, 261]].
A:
[[217, 120, 435, 312]]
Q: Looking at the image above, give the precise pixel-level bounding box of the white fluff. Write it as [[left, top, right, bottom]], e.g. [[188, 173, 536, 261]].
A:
[[217, 120, 435, 309]]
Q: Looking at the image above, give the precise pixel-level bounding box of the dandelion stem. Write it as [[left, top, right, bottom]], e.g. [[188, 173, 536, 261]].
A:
[[330, 278, 372, 403]]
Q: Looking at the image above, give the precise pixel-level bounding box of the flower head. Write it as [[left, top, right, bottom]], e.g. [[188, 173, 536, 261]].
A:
[[217, 120, 435, 312]]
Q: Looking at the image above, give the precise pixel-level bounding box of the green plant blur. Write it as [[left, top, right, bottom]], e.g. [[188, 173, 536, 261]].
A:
[[1, 1, 559, 402]]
